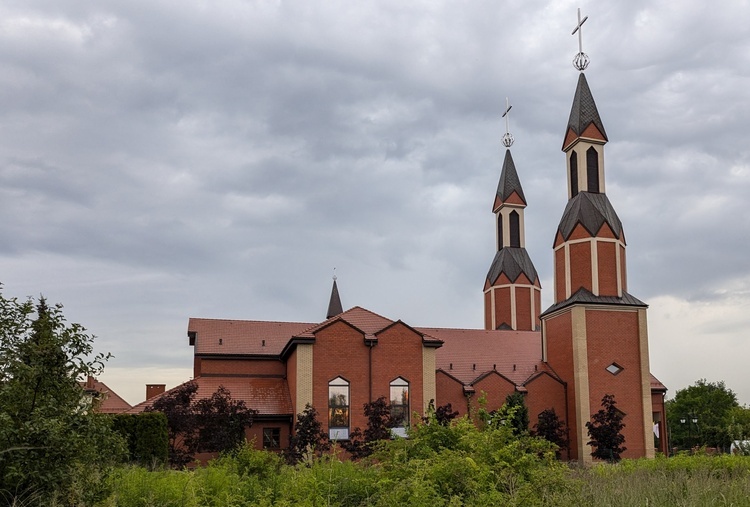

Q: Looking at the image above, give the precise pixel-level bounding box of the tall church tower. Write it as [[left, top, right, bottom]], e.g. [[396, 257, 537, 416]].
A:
[[484, 100, 541, 331], [541, 11, 654, 463]]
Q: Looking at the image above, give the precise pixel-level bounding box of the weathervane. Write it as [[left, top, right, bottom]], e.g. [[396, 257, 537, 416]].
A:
[[571, 7, 589, 71], [501, 97, 514, 148]]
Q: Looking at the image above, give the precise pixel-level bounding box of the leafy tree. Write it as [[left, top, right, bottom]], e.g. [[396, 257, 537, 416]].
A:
[[148, 381, 255, 467], [0, 292, 126, 505], [195, 385, 257, 454], [287, 404, 329, 464], [533, 408, 569, 457], [343, 396, 393, 458], [666, 379, 740, 451], [148, 380, 200, 467], [112, 412, 169, 467], [505, 392, 530, 436], [586, 394, 626, 462], [434, 402, 459, 426]]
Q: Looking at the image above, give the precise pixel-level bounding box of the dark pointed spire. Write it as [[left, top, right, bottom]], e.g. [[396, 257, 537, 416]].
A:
[[326, 277, 343, 319], [496, 149, 526, 205], [564, 73, 608, 148]]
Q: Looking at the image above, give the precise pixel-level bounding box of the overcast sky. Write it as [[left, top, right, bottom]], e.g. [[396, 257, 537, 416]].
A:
[[2, 1, 749, 406]]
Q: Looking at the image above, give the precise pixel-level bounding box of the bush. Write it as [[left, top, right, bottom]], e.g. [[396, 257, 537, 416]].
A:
[[112, 412, 169, 467]]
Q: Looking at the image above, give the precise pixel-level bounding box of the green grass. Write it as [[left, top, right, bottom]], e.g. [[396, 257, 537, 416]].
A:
[[98, 451, 750, 506]]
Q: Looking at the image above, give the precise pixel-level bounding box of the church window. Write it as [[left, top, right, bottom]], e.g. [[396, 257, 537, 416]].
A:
[[497, 215, 504, 249], [328, 376, 350, 440], [570, 151, 579, 197], [509, 211, 520, 248], [587, 147, 599, 193], [263, 427, 281, 449], [606, 363, 623, 375], [390, 377, 409, 437]]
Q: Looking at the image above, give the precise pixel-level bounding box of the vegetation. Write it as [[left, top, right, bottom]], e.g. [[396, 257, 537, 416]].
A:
[[112, 412, 169, 467], [146, 381, 256, 467], [0, 291, 126, 506], [533, 408, 569, 457], [101, 422, 750, 506], [586, 394, 626, 462], [342, 396, 393, 459], [286, 404, 330, 464], [504, 392, 530, 436], [666, 379, 749, 451]]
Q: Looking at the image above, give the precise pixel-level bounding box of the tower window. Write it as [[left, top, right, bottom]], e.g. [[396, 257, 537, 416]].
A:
[[587, 147, 599, 193], [497, 215, 503, 250], [509, 210, 520, 248], [390, 377, 409, 437], [570, 151, 578, 197], [606, 363, 623, 375], [328, 376, 350, 440]]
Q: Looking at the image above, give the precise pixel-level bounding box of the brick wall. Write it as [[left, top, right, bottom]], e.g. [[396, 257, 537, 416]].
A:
[[436, 371, 469, 415], [472, 372, 516, 413], [200, 358, 285, 376]]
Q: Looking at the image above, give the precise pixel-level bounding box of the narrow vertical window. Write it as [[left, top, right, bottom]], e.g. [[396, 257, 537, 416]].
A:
[[390, 377, 409, 437], [569, 151, 578, 197], [328, 377, 349, 440], [497, 215, 504, 250], [509, 211, 520, 248], [587, 147, 599, 193]]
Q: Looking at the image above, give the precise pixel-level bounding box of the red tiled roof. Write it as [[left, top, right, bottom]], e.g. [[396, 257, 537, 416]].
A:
[[295, 306, 394, 338], [189, 318, 315, 355], [650, 374, 667, 392], [81, 378, 132, 414], [418, 327, 546, 387], [128, 376, 293, 416]]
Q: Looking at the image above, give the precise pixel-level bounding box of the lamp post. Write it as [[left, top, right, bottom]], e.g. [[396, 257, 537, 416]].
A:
[[680, 414, 699, 451]]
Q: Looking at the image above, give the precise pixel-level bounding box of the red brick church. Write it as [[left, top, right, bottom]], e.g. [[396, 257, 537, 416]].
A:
[[131, 62, 668, 463]]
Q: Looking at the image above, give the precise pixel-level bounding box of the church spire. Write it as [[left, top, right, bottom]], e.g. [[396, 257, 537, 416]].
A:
[[483, 99, 541, 331], [326, 272, 343, 319]]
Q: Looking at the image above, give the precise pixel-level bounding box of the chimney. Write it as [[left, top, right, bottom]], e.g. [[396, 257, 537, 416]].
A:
[[86, 376, 95, 389], [146, 384, 166, 401]]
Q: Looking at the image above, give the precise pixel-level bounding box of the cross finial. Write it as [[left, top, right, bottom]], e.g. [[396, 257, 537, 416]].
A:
[[501, 97, 514, 148], [571, 8, 590, 71], [332, 267, 337, 281]]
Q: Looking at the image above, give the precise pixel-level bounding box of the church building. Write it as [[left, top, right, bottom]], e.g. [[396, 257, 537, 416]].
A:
[[130, 32, 669, 464]]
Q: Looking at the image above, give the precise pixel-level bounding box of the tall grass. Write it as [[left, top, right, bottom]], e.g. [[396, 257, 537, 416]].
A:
[[101, 446, 750, 506]]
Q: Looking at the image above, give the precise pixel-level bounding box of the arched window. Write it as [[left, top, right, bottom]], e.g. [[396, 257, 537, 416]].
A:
[[569, 151, 579, 197], [509, 211, 520, 248], [587, 146, 599, 193], [390, 377, 409, 437], [328, 377, 349, 440], [497, 215, 504, 250]]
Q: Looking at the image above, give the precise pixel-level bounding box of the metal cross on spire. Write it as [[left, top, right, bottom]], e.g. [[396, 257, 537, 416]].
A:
[[571, 8, 590, 71], [501, 97, 514, 148]]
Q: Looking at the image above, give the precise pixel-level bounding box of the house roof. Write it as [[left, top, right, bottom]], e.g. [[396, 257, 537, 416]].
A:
[[189, 318, 315, 356], [295, 306, 397, 339], [417, 327, 547, 387], [650, 374, 668, 393], [81, 377, 132, 414], [496, 149, 526, 205], [128, 376, 293, 417]]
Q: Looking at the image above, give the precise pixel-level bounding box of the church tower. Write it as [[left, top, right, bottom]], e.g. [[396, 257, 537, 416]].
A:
[[540, 11, 654, 463], [484, 100, 541, 331]]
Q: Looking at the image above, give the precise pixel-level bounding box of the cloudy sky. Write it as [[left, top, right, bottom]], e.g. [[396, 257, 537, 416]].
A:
[[1, 1, 749, 406]]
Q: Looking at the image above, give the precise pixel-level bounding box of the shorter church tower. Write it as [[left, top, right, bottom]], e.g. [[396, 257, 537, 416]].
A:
[[484, 100, 541, 331]]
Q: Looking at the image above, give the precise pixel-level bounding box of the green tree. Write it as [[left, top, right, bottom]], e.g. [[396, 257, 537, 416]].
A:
[[586, 394, 626, 462], [343, 396, 393, 458], [147, 381, 256, 467], [0, 292, 125, 505], [533, 408, 569, 457], [666, 379, 740, 451], [505, 392, 530, 436], [287, 404, 329, 464]]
